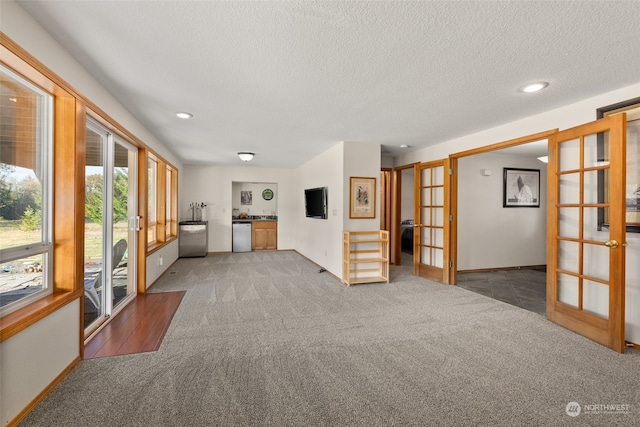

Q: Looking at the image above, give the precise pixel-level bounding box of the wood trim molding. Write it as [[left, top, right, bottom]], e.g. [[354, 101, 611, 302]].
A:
[[0, 291, 81, 342], [450, 129, 559, 159]]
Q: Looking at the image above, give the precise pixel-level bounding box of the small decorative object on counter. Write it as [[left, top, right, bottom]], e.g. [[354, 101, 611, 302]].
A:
[[189, 202, 207, 221]]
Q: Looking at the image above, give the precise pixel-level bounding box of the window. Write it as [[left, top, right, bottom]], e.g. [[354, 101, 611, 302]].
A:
[[147, 155, 157, 245], [147, 152, 177, 250], [165, 165, 178, 239], [0, 65, 53, 315]]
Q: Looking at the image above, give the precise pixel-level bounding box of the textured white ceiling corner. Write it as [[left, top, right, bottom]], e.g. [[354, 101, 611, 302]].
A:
[[15, 0, 640, 168]]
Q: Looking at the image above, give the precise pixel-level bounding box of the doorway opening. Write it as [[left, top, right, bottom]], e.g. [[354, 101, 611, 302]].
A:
[[453, 138, 549, 315]]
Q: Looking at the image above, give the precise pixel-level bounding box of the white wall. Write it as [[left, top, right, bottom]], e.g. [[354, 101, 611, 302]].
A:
[[181, 166, 296, 252], [146, 242, 179, 288], [294, 143, 345, 275], [342, 142, 382, 233], [0, 301, 80, 426], [396, 84, 640, 166], [458, 152, 547, 270], [231, 182, 278, 217]]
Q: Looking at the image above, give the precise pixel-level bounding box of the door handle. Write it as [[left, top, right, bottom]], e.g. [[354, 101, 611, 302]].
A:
[[605, 240, 619, 249]]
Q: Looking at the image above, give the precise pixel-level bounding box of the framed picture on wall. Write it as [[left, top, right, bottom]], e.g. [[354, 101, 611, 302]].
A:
[[503, 168, 540, 208], [350, 177, 376, 218], [240, 191, 252, 205], [597, 97, 640, 232]]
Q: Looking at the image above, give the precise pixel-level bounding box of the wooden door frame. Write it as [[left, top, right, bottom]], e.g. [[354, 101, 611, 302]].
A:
[[447, 129, 559, 285], [380, 168, 392, 232]]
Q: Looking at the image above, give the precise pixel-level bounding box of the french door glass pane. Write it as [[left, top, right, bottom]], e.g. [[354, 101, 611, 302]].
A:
[[559, 173, 580, 204], [583, 279, 609, 319], [421, 228, 430, 245], [583, 207, 606, 241], [421, 208, 431, 226], [433, 228, 443, 247], [84, 127, 105, 326], [433, 248, 443, 268], [433, 166, 444, 185], [584, 132, 609, 168], [433, 187, 444, 206], [583, 171, 600, 204], [559, 138, 580, 171], [558, 273, 579, 308], [558, 207, 579, 239], [421, 247, 430, 265], [421, 187, 431, 205], [583, 243, 609, 281], [421, 168, 431, 186], [112, 142, 134, 311], [558, 240, 578, 274]]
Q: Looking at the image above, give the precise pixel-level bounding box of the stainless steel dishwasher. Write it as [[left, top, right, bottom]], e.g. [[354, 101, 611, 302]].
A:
[[232, 221, 252, 252], [179, 221, 208, 257]]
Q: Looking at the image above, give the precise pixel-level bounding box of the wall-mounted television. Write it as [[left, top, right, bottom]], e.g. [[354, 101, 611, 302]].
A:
[[304, 187, 328, 219]]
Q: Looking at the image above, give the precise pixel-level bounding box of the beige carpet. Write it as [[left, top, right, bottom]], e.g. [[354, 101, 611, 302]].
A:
[[20, 251, 640, 426]]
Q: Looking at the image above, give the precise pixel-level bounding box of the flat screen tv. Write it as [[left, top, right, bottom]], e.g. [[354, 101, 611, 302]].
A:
[[304, 187, 328, 219]]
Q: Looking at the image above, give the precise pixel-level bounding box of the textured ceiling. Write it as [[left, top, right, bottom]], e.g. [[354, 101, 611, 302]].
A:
[[15, 1, 640, 168]]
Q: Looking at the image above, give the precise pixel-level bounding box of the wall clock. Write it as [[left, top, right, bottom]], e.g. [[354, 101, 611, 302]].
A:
[[262, 189, 274, 200]]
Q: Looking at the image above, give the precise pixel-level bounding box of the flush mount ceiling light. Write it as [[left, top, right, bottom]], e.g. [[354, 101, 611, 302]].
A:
[[519, 82, 549, 93], [238, 152, 254, 162], [537, 156, 549, 163], [175, 112, 193, 119], [400, 144, 410, 148]]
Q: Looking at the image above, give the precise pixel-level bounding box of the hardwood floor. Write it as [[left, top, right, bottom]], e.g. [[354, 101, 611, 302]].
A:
[[84, 291, 185, 359]]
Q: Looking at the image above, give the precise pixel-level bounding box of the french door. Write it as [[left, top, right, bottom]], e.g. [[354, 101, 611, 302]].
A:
[[84, 119, 138, 335], [547, 114, 627, 352], [413, 160, 451, 283]]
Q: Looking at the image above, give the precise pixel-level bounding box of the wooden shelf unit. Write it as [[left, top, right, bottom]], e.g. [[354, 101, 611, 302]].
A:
[[342, 230, 389, 286]]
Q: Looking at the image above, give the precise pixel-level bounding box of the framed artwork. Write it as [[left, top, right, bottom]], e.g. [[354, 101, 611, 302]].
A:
[[597, 97, 640, 232], [240, 191, 252, 205], [503, 168, 540, 208], [262, 188, 274, 200], [350, 177, 376, 218]]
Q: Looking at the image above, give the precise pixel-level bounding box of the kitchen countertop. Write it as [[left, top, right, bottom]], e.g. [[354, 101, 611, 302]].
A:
[[232, 216, 277, 222]]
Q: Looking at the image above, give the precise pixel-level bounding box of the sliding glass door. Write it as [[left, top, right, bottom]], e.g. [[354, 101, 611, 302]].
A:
[[84, 119, 137, 334]]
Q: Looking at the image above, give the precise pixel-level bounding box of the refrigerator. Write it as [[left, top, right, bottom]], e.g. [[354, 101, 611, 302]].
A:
[[232, 221, 252, 252]]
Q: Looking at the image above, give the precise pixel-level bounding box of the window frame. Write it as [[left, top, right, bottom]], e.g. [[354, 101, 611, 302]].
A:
[[0, 61, 54, 316], [0, 36, 82, 341], [146, 152, 178, 253]]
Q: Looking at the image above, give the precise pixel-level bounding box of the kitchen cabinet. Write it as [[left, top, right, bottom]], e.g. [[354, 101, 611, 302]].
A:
[[252, 221, 277, 250]]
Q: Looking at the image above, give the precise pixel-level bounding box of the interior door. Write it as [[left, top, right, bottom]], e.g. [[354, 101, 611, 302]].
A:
[[414, 160, 451, 283], [547, 114, 627, 352]]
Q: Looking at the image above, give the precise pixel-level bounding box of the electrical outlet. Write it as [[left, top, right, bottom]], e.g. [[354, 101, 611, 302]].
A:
[[159, 257, 163, 266]]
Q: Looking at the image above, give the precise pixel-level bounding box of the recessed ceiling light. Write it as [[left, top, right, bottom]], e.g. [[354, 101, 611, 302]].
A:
[[519, 82, 549, 93], [176, 112, 193, 119]]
